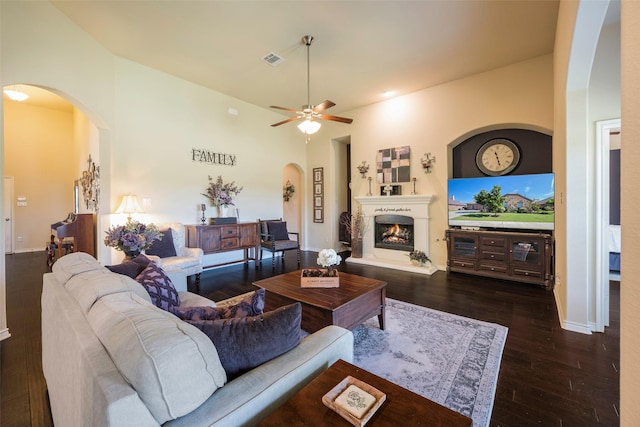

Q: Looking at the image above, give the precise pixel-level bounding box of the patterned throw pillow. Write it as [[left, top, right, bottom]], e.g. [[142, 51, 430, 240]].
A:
[[171, 289, 265, 321], [187, 302, 302, 380], [135, 262, 181, 311]]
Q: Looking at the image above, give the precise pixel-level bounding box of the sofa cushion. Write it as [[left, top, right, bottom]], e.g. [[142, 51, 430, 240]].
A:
[[267, 221, 289, 240], [65, 269, 152, 313], [52, 252, 103, 283], [146, 228, 177, 258], [87, 292, 226, 424], [172, 289, 264, 321], [135, 262, 181, 311], [187, 302, 302, 380]]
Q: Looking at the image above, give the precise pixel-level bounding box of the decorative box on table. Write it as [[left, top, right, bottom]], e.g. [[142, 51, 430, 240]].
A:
[[301, 268, 340, 288]]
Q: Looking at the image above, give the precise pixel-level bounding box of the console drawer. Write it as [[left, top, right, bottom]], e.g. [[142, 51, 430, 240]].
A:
[[480, 250, 506, 262], [512, 268, 542, 279], [480, 236, 506, 247], [479, 263, 508, 274], [452, 259, 476, 270], [220, 237, 239, 249], [220, 226, 238, 238]]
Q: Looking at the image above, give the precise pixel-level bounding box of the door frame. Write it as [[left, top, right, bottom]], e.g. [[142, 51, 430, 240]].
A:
[[595, 118, 620, 332], [4, 177, 14, 254]]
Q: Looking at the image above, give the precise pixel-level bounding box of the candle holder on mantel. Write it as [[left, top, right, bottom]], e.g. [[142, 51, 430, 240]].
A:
[[200, 204, 207, 225], [411, 177, 418, 195], [366, 177, 373, 196]]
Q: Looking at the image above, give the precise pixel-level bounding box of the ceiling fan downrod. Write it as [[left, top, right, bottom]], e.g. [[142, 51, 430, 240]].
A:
[[302, 35, 313, 110]]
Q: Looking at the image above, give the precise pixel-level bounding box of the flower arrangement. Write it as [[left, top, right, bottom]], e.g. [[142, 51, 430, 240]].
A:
[[408, 250, 431, 265], [202, 175, 243, 207], [104, 220, 162, 255], [341, 204, 367, 241], [283, 180, 295, 202], [315, 248, 342, 277]]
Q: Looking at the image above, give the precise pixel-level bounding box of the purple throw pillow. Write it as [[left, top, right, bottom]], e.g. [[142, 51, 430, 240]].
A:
[[187, 302, 302, 380], [145, 228, 177, 258], [106, 254, 152, 278], [267, 221, 289, 241], [171, 289, 265, 321], [135, 263, 180, 311]]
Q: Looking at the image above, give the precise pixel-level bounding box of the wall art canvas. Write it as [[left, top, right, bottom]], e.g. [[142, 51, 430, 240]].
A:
[[377, 146, 411, 183]]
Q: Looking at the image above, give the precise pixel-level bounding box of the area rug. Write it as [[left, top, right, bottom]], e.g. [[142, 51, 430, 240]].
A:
[[352, 299, 508, 427]]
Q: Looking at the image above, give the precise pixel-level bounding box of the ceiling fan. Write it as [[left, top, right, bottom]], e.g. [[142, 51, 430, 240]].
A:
[[270, 35, 353, 138]]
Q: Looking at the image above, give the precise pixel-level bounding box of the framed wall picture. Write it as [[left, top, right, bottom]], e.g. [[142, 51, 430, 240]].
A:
[[377, 145, 411, 183], [313, 167, 324, 223]]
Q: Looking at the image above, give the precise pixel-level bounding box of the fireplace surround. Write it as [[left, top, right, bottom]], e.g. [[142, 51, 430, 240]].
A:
[[347, 195, 437, 275]]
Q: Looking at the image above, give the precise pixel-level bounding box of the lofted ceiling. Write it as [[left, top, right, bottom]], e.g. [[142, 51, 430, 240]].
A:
[[12, 1, 563, 114]]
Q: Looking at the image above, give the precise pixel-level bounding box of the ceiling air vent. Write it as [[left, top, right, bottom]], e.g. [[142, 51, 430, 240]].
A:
[[262, 52, 285, 66]]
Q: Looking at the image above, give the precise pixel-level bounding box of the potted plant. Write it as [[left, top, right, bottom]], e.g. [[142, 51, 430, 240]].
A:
[[301, 249, 342, 288], [104, 220, 162, 259], [202, 175, 243, 217], [341, 204, 367, 258], [408, 250, 431, 267]]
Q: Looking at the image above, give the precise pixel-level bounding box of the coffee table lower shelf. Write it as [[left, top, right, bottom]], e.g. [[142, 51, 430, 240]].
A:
[[257, 359, 472, 426]]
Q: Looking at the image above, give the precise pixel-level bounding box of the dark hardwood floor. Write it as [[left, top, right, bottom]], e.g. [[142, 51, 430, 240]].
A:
[[1, 251, 619, 426]]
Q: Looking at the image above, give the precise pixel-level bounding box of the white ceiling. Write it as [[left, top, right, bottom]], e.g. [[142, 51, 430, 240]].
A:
[[10, 1, 563, 115]]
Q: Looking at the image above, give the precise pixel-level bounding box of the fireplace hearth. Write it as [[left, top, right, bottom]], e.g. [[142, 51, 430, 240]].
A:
[[375, 215, 414, 251]]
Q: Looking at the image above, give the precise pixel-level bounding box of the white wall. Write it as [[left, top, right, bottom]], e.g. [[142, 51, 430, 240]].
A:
[[314, 54, 554, 268]]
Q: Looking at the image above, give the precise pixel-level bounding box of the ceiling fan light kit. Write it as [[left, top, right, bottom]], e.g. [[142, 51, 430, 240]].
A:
[[270, 35, 353, 140]]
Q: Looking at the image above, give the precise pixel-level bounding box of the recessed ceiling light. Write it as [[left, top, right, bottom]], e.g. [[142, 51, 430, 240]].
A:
[[4, 88, 29, 102]]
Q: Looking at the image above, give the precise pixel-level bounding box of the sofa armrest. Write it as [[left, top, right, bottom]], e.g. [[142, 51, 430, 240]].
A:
[[145, 254, 162, 266], [178, 247, 204, 260]]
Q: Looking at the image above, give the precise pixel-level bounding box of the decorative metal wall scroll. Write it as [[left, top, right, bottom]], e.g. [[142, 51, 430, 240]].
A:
[[81, 155, 100, 212]]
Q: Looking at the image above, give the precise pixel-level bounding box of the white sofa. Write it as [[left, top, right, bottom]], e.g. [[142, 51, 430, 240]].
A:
[[42, 252, 353, 426]]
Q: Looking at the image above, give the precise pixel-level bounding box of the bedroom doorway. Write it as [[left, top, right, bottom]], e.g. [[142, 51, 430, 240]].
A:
[[595, 118, 620, 332]]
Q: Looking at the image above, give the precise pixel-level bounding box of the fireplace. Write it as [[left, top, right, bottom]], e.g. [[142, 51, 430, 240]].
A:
[[375, 215, 414, 251], [347, 195, 437, 275]]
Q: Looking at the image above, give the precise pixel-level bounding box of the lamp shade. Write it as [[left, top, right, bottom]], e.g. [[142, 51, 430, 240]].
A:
[[297, 119, 321, 134], [116, 195, 143, 219]]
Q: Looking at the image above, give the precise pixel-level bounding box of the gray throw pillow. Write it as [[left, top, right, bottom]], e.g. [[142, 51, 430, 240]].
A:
[[146, 228, 177, 258], [105, 254, 152, 278], [267, 221, 289, 241], [187, 302, 302, 380], [135, 262, 181, 311]]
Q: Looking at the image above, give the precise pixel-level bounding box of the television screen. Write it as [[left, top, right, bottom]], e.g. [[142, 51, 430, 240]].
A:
[[448, 173, 554, 231]]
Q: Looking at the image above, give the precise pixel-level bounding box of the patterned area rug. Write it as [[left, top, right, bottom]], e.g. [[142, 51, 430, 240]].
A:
[[352, 299, 508, 427]]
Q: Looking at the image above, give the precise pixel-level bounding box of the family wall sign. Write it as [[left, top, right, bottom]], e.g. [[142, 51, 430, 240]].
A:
[[192, 148, 237, 166]]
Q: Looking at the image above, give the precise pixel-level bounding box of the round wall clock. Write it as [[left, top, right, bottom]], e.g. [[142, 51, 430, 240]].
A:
[[475, 138, 521, 176]]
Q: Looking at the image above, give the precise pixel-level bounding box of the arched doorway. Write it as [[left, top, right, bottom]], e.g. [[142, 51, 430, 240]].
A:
[[282, 163, 303, 247]]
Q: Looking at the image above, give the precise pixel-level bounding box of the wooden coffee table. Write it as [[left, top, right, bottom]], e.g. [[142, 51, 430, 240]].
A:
[[253, 270, 386, 333], [258, 359, 472, 426]]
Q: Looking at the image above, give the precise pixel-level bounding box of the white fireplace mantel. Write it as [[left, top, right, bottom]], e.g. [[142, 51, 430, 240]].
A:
[[347, 195, 438, 275]]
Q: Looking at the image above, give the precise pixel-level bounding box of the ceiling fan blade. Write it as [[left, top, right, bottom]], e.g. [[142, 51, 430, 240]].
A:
[[318, 114, 353, 124], [271, 116, 301, 127], [312, 100, 336, 113], [270, 105, 301, 113]]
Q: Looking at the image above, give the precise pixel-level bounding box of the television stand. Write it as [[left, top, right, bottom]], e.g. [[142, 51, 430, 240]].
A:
[[445, 229, 554, 289]]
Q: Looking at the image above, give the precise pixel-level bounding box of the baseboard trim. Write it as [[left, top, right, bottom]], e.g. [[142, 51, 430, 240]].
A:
[[553, 288, 592, 335], [0, 328, 12, 341]]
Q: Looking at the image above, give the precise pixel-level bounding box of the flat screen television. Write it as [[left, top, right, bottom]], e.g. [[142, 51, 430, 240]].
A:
[[448, 173, 554, 231]]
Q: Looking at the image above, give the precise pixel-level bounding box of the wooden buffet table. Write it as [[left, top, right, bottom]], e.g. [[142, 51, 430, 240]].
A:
[[185, 222, 259, 269]]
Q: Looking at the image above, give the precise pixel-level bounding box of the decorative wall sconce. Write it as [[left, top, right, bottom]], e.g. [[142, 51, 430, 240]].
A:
[[357, 161, 370, 178], [421, 153, 436, 173]]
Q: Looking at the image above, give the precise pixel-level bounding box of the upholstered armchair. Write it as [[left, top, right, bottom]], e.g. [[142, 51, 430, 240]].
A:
[[257, 219, 301, 269], [144, 223, 204, 284]]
